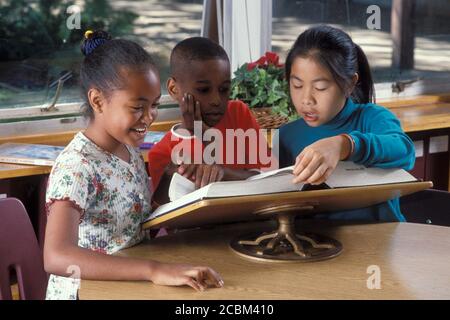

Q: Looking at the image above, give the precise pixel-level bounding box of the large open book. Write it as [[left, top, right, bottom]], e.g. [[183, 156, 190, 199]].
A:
[[145, 161, 419, 224]]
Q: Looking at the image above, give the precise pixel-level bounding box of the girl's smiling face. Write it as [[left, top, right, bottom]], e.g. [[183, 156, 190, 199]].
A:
[[289, 56, 348, 127], [98, 67, 161, 148]]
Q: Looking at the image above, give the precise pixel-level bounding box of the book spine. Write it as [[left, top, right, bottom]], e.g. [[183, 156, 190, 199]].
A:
[[0, 157, 54, 166], [139, 143, 154, 149]]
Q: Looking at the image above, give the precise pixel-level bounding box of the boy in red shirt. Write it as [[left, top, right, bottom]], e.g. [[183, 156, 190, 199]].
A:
[[149, 37, 272, 204]]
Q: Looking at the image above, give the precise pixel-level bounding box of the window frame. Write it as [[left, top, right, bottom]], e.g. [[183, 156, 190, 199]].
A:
[[2, 0, 450, 133], [0, 95, 180, 137], [0, 94, 175, 122]]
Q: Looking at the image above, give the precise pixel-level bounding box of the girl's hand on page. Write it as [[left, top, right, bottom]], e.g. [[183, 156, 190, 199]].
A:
[[149, 262, 224, 291], [292, 135, 350, 185]]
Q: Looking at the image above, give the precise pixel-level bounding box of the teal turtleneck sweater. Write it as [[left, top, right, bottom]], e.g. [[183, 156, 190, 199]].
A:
[[276, 98, 415, 222]]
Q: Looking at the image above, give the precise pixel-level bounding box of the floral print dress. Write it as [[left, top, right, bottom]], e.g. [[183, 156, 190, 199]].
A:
[[45, 132, 151, 300]]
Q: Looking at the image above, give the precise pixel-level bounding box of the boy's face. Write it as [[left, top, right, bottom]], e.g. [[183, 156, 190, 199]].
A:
[[168, 58, 231, 127]]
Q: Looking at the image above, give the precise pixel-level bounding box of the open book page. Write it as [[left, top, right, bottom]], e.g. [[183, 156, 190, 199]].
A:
[[169, 173, 196, 201], [326, 161, 417, 188], [149, 185, 212, 220], [168, 170, 301, 200], [146, 162, 417, 221], [248, 162, 416, 187], [246, 165, 295, 181], [206, 173, 301, 198], [148, 172, 303, 220]]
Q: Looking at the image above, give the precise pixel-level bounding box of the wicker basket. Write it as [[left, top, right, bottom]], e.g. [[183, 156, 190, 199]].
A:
[[251, 107, 289, 129]]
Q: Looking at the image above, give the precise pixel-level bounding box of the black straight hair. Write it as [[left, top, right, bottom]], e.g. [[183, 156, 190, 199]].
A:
[[79, 30, 156, 118], [285, 25, 375, 104]]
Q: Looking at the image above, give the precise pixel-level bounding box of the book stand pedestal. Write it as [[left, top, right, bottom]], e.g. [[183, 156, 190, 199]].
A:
[[230, 204, 343, 262], [144, 181, 432, 262]]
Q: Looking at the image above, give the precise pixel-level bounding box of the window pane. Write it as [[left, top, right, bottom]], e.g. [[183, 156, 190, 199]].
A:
[[0, 0, 203, 110], [272, 0, 450, 84], [413, 1, 450, 77]]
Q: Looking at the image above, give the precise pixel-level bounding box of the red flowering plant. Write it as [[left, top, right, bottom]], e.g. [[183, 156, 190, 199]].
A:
[[230, 52, 296, 120], [246, 51, 283, 71]]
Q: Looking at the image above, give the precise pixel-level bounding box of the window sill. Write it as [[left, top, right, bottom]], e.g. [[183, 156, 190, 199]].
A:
[[0, 119, 178, 146]]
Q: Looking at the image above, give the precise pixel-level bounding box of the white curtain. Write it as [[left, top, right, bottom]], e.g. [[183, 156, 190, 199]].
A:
[[201, 0, 272, 72]]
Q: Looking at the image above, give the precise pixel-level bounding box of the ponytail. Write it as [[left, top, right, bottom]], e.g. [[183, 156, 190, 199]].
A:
[[353, 44, 375, 104]]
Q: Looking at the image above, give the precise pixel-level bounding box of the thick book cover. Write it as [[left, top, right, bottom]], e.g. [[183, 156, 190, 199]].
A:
[[0, 143, 65, 166], [145, 161, 420, 224], [139, 131, 166, 149]]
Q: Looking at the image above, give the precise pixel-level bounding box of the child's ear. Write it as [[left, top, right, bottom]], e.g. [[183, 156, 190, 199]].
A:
[[352, 72, 359, 87], [351, 73, 359, 90], [167, 77, 180, 100], [345, 73, 359, 98], [88, 88, 105, 114]]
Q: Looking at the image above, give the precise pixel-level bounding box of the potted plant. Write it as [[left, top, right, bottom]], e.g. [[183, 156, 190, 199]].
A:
[[230, 52, 297, 129]]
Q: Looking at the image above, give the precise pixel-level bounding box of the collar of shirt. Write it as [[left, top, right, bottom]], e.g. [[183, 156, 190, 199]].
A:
[[323, 98, 358, 129]]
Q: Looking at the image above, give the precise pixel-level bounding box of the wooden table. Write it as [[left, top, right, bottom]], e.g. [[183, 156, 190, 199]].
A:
[[79, 220, 450, 300], [381, 96, 450, 133], [382, 95, 450, 191], [390, 102, 450, 192], [0, 154, 149, 180], [0, 163, 51, 180], [0, 117, 178, 175]]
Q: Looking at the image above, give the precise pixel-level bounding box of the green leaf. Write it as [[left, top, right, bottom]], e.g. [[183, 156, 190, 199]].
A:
[[250, 97, 260, 107], [231, 56, 295, 114]]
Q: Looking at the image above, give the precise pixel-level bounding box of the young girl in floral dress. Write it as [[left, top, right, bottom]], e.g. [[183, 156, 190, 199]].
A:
[[44, 30, 223, 300]]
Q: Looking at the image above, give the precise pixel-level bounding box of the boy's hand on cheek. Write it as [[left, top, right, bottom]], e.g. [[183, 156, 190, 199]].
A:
[[179, 93, 195, 133], [180, 93, 210, 134], [292, 135, 350, 185]]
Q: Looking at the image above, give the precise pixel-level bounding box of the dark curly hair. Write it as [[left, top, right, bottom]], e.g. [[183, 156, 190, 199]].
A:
[[80, 30, 156, 118]]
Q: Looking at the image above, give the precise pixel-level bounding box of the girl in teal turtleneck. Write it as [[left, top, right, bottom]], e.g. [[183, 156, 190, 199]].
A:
[[277, 25, 415, 222]]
